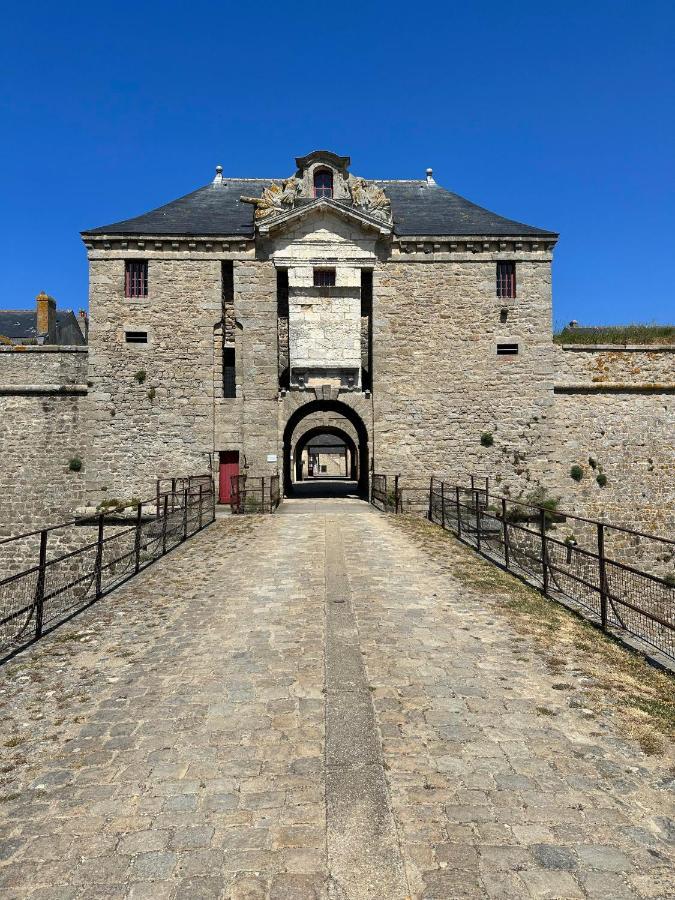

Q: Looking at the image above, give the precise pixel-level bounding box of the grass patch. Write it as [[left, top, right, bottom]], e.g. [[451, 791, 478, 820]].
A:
[[554, 324, 675, 345], [4, 735, 26, 748], [390, 514, 675, 758]]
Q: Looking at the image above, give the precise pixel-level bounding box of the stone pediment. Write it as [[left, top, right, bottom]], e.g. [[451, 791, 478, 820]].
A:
[[255, 198, 392, 237]]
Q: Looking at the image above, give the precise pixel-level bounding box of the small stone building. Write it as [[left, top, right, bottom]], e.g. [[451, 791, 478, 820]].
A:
[[82, 149, 558, 503]]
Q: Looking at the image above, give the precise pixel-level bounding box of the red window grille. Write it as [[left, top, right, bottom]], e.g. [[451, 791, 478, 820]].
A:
[[125, 261, 148, 298], [313, 169, 333, 198], [314, 269, 336, 287], [496, 261, 516, 299]]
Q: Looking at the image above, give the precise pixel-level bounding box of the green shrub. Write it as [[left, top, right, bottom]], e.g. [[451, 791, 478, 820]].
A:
[[480, 431, 494, 447], [596, 473, 608, 487], [588, 456, 597, 470], [664, 573, 675, 588], [68, 456, 83, 472], [570, 465, 583, 482], [134, 370, 147, 384], [147, 385, 156, 401]]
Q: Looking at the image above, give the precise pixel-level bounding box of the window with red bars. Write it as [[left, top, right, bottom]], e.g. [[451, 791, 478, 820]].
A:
[[496, 261, 516, 298], [313, 169, 333, 198], [125, 261, 148, 298], [313, 268, 336, 287]]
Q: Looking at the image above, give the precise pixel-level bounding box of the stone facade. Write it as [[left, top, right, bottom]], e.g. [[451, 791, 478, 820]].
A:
[[372, 255, 555, 497], [1, 149, 672, 554]]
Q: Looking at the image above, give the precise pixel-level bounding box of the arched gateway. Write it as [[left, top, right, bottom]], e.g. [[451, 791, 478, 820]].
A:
[[283, 400, 370, 498]]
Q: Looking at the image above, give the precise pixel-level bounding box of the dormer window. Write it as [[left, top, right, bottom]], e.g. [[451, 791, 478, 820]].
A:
[[313, 169, 333, 199]]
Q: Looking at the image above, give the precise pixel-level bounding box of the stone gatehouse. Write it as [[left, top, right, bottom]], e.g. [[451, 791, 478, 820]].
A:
[[81, 149, 558, 504], [1, 148, 672, 540]]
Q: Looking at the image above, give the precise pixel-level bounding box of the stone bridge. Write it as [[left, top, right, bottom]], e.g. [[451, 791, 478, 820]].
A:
[[0, 499, 672, 899]]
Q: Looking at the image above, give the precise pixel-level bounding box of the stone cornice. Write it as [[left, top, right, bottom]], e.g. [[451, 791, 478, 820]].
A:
[[393, 236, 557, 258], [0, 384, 88, 395], [554, 382, 675, 393], [82, 234, 255, 257], [559, 344, 675, 352], [256, 199, 392, 236], [0, 345, 88, 354]]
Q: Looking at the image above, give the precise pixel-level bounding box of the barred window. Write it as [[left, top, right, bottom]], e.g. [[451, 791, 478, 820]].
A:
[[125, 261, 148, 298], [496, 261, 516, 299], [313, 169, 333, 198], [313, 268, 336, 287]]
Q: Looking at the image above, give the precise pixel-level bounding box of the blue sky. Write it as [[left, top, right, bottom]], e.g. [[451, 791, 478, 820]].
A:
[[1, 0, 673, 326]]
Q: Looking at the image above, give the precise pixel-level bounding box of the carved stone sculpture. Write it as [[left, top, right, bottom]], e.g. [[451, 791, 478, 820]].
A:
[[347, 176, 391, 222], [240, 176, 301, 220]]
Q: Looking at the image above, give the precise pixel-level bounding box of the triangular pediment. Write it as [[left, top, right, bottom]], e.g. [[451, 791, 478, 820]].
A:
[[256, 198, 392, 237]]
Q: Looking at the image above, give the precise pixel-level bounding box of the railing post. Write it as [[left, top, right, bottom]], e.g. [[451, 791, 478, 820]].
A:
[[470, 475, 475, 493], [428, 476, 433, 520], [485, 476, 489, 506], [134, 502, 143, 574], [598, 523, 608, 630], [540, 507, 549, 595], [455, 485, 461, 537], [171, 478, 176, 512], [383, 475, 388, 512], [440, 481, 445, 529], [162, 494, 169, 554], [212, 479, 216, 522], [95, 514, 104, 599], [34, 529, 48, 638], [475, 491, 481, 552], [156, 481, 161, 520], [502, 498, 509, 570], [183, 488, 189, 540], [394, 475, 400, 514], [198, 485, 203, 530]]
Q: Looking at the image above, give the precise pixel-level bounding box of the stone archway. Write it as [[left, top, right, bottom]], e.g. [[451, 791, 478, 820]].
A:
[[283, 400, 370, 498], [294, 425, 358, 482]]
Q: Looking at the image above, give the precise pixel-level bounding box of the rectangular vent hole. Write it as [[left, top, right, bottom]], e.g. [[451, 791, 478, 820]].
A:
[[497, 343, 519, 355], [125, 331, 148, 344]]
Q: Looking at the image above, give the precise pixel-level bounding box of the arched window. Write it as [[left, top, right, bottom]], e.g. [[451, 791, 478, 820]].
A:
[[313, 169, 333, 198]]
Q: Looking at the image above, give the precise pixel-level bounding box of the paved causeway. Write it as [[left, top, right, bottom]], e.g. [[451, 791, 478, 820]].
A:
[[0, 500, 672, 899]]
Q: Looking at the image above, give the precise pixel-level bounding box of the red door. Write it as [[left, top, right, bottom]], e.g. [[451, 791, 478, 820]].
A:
[[219, 451, 239, 504]]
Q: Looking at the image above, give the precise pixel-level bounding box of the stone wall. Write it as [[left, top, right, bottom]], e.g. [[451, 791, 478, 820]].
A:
[[372, 253, 555, 498], [87, 256, 221, 502], [550, 346, 675, 536], [0, 346, 89, 572]]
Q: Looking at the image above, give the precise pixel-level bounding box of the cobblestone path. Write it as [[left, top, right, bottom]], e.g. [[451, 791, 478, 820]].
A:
[[0, 501, 672, 899]]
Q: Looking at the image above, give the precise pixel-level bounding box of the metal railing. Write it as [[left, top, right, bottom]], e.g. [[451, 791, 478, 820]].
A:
[[230, 474, 281, 514], [0, 477, 215, 660], [372, 473, 675, 661]]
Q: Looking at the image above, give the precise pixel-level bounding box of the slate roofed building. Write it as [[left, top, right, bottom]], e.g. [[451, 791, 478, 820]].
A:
[[0, 293, 87, 346], [81, 149, 558, 506]]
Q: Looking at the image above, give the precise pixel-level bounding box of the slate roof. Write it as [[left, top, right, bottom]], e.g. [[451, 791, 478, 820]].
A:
[[84, 178, 556, 238], [0, 310, 86, 345]]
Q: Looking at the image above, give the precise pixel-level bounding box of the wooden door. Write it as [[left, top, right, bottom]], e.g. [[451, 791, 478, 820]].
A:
[[219, 451, 239, 504]]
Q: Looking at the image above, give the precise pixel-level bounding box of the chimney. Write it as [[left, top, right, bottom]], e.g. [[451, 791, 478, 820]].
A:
[[78, 309, 89, 341], [36, 291, 57, 344]]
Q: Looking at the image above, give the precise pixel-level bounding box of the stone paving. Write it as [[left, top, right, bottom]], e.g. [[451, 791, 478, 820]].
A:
[[0, 499, 673, 899]]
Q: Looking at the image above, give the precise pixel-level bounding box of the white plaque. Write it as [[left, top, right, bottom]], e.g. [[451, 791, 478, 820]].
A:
[[267, 454, 278, 463]]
